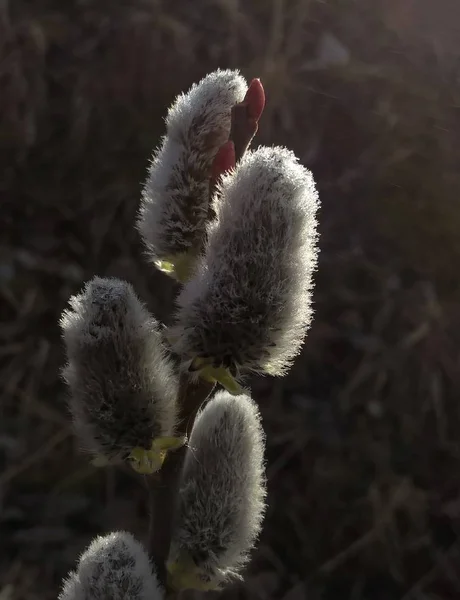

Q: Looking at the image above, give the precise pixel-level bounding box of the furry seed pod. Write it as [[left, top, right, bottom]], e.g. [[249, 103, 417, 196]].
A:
[[59, 531, 163, 600], [137, 69, 248, 281], [167, 391, 266, 591], [60, 276, 182, 472], [171, 145, 320, 383]]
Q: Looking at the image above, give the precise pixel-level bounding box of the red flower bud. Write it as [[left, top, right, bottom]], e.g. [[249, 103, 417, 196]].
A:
[[210, 140, 236, 191], [244, 78, 265, 122]]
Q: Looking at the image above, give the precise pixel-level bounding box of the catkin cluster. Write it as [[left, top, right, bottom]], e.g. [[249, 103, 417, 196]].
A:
[[59, 67, 320, 598]]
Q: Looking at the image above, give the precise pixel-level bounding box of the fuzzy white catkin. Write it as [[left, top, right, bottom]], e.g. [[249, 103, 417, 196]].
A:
[[59, 531, 163, 600], [171, 145, 320, 378], [168, 390, 266, 587], [60, 276, 178, 462], [137, 69, 247, 261]]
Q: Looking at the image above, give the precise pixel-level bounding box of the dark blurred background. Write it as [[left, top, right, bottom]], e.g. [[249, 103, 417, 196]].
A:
[[1, 0, 460, 598]]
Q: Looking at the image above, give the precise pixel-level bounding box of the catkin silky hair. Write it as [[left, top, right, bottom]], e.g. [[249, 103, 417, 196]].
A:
[[167, 391, 266, 590], [59, 532, 163, 600], [171, 145, 320, 380], [137, 69, 247, 280], [60, 276, 179, 466]]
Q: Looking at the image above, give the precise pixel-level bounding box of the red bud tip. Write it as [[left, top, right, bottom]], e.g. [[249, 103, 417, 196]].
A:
[[244, 78, 265, 121], [211, 141, 236, 182]]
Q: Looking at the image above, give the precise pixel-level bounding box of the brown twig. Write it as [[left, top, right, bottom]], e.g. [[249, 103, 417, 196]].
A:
[[147, 374, 215, 586], [145, 79, 264, 592]]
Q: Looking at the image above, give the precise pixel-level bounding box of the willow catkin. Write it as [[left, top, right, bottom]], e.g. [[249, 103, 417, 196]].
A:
[[137, 69, 247, 276], [171, 145, 320, 380], [167, 391, 266, 590], [59, 532, 163, 600], [60, 276, 178, 464]]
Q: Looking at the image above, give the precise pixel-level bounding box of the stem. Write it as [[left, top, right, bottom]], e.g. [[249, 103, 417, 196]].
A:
[[147, 375, 215, 588]]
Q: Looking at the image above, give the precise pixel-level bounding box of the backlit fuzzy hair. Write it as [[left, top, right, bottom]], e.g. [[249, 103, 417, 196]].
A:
[[137, 69, 247, 264], [59, 531, 163, 600], [168, 391, 266, 588], [60, 276, 178, 462], [171, 145, 320, 378]]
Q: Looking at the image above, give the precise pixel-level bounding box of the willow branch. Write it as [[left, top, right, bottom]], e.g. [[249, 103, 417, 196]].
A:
[[145, 78, 264, 592]]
